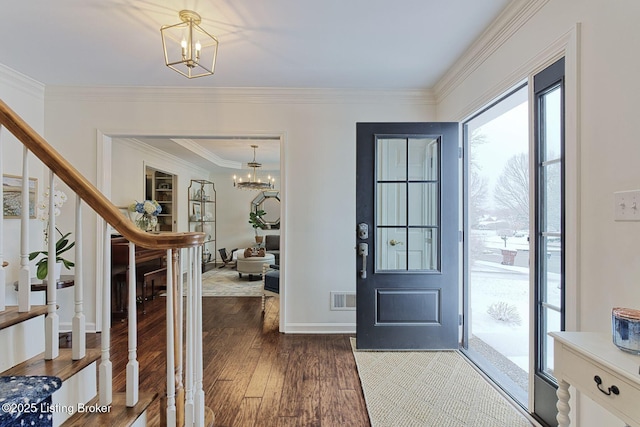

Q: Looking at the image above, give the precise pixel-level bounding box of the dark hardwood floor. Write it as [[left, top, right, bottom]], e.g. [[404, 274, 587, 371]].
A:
[[67, 295, 370, 426]]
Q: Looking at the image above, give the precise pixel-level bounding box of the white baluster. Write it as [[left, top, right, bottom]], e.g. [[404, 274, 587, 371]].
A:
[[44, 172, 59, 360], [0, 125, 5, 312], [126, 242, 139, 406], [184, 248, 195, 426], [194, 245, 205, 427], [99, 222, 112, 405], [177, 249, 184, 423], [18, 147, 30, 312], [72, 197, 85, 360], [166, 249, 177, 427]]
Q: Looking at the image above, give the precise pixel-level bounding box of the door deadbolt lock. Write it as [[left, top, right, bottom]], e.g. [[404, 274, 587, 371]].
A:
[[357, 223, 369, 239]]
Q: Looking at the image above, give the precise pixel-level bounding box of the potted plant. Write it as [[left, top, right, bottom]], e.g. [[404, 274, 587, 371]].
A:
[[29, 229, 75, 280], [249, 209, 267, 244], [29, 186, 75, 280]]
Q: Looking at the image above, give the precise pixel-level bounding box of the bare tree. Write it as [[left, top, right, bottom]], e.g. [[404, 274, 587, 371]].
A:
[[494, 153, 529, 227], [469, 130, 489, 221], [468, 130, 490, 260]]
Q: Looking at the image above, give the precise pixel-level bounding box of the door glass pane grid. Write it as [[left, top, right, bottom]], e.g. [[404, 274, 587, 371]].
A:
[[407, 227, 438, 270], [535, 70, 564, 391], [377, 227, 407, 270], [376, 183, 407, 226], [542, 162, 562, 234], [540, 306, 561, 378], [375, 136, 440, 272], [540, 236, 561, 306], [408, 183, 438, 227], [542, 86, 562, 162], [408, 137, 439, 180], [377, 138, 407, 181]]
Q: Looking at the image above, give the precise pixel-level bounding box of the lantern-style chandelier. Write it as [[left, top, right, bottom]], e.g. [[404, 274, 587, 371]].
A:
[[161, 10, 218, 79], [233, 145, 275, 190]]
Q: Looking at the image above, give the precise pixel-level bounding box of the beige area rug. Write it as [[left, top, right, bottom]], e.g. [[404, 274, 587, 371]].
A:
[[350, 339, 532, 427], [199, 267, 263, 297]]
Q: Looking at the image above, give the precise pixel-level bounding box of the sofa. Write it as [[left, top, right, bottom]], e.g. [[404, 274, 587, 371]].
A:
[[264, 234, 280, 265]]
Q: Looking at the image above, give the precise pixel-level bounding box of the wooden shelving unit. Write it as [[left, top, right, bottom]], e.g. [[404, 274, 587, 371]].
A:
[[145, 167, 175, 232]]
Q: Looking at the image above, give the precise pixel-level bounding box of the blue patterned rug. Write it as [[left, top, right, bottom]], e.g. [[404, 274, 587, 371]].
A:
[[0, 376, 62, 427]]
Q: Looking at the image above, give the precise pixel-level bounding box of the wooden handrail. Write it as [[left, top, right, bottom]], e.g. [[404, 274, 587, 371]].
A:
[[0, 99, 204, 249]]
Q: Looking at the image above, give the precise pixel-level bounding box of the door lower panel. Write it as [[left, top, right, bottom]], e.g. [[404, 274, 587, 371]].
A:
[[377, 288, 441, 324]]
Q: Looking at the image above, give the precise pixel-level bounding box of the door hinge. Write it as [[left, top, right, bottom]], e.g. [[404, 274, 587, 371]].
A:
[[458, 147, 463, 159], [458, 230, 463, 242], [459, 314, 463, 326]]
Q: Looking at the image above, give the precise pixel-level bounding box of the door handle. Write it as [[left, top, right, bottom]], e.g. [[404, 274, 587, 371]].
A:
[[389, 239, 404, 246], [358, 243, 368, 279]]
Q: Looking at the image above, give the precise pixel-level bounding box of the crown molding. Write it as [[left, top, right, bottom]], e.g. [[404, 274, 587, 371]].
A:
[[0, 63, 45, 100], [44, 85, 435, 106], [171, 138, 242, 169], [116, 137, 211, 175], [433, 0, 549, 104]]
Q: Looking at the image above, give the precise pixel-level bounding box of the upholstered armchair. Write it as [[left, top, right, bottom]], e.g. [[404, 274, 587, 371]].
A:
[[262, 263, 279, 312], [264, 234, 280, 265]]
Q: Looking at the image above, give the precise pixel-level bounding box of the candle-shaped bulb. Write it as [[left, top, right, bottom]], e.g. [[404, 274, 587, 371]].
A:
[[195, 41, 202, 61], [181, 39, 187, 58]]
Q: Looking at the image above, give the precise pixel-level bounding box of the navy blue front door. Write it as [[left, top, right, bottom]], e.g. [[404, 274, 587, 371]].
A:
[[356, 122, 459, 350]]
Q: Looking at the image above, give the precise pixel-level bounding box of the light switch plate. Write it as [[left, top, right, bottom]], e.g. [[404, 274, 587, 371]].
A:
[[614, 190, 640, 221]]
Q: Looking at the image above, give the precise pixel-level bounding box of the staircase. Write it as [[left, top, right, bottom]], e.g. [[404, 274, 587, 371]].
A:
[[0, 99, 211, 426]]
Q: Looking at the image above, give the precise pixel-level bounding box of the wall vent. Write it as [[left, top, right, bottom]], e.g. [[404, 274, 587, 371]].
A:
[[330, 292, 356, 311]]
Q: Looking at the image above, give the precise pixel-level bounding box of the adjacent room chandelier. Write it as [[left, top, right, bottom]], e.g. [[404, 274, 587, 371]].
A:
[[161, 10, 219, 79], [233, 145, 275, 190]]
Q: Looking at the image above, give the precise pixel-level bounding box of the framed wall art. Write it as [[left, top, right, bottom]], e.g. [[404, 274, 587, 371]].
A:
[[2, 174, 38, 219]]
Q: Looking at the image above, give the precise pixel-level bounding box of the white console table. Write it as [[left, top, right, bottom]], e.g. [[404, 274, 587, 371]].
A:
[[551, 332, 640, 427]]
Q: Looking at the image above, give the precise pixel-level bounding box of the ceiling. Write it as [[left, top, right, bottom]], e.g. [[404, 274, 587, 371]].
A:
[[1, 0, 512, 168]]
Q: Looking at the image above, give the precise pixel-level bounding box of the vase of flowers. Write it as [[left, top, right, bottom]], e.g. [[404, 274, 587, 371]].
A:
[[28, 186, 75, 280], [129, 200, 162, 232]]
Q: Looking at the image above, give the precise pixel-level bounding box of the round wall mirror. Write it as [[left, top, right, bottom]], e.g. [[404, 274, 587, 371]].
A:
[[251, 190, 280, 229]]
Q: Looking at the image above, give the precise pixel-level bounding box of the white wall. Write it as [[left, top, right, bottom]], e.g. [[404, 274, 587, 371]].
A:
[[436, 1, 640, 425], [41, 87, 435, 334]]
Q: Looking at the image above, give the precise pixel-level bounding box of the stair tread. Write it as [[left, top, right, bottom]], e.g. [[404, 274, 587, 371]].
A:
[[62, 392, 158, 426], [0, 305, 48, 331], [1, 348, 101, 380]]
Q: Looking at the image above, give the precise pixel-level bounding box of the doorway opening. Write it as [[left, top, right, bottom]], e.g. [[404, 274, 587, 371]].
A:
[[96, 131, 286, 333], [462, 84, 530, 406]]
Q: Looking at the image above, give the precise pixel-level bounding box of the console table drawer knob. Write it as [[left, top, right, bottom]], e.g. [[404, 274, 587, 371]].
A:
[[594, 375, 620, 396]]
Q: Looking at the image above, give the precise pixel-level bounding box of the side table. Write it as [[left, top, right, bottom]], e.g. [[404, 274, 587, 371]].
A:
[[13, 274, 75, 303], [551, 331, 640, 427]]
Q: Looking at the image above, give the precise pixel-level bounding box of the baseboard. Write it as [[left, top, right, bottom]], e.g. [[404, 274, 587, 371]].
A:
[[284, 323, 355, 334]]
